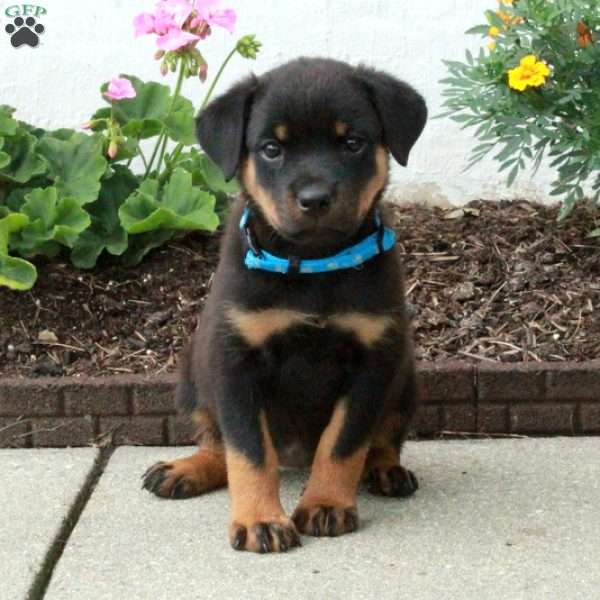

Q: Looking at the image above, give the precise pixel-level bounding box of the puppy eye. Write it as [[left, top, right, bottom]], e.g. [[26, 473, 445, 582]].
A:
[[342, 136, 366, 154], [260, 141, 283, 160]]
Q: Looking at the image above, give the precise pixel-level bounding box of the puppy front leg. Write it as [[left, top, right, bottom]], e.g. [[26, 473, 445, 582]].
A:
[[292, 356, 392, 537], [218, 370, 300, 553]]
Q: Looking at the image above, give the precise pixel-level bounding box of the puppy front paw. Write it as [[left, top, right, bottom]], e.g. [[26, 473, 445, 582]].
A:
[[229, 517, 301, 553], [142, 461, 194, 499], [366, 465, 418, 497], [292, 503, 358, 537], [141, 451, 227, 499]]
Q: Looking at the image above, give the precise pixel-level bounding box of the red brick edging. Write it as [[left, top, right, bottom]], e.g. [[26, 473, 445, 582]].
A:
[[1, 361, 599, 447]]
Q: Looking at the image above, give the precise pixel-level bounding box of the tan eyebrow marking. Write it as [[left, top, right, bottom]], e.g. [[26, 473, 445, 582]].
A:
[[274, 124, 289, 142], [334, 121, 348, 137]]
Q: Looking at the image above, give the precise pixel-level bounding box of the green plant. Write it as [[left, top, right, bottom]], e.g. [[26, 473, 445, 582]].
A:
[[0, 0, 261, 290], [439, 0, 600, 231]]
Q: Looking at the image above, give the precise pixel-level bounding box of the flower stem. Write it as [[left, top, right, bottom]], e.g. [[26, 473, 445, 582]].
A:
[[145, 58, 187, 178], [137, 143, 149, 171], [158, 142, 185, 185], [144, 132, 163, 177], [155, 58, 187, 176], [201, 44, 238, 110], [156, 135, 169, 174]]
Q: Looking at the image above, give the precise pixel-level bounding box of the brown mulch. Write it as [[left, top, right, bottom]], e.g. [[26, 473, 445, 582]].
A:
[[0, 199, 599, 377]]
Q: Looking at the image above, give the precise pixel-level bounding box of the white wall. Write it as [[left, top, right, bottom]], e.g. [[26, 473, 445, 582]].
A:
[[0, 0, 558, 206]]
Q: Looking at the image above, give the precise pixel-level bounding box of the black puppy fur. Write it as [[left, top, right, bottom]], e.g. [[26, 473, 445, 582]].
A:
[[142, 57, 427, 553]]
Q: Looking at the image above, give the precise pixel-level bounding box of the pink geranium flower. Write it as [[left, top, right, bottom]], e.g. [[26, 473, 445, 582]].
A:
[[104, 78, 137, 101], [133, 0, 237, 65], [156, 28, 201, 51], [205, 8, 236, 32], [133, 12, 155, 37], [153, 5, 178, 34], [133, 0, 236, 43], [194, 0, 236, 32], [161, 0, 194, 27]]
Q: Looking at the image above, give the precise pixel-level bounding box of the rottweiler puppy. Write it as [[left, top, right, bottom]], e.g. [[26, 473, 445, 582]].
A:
[[142, 57, 427, 553]]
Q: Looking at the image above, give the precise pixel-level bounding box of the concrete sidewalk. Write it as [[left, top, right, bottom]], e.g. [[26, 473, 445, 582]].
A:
[[3, 439, 600, 600], [1, 448, 97, 600]]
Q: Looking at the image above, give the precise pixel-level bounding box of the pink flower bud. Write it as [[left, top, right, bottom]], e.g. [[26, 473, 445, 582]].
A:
[[199, 62, 208, 82], [108, 140, 118, 159], [160, 61, 169, 77], [81, 121, 93, 130], [154, 49, 165, 60]]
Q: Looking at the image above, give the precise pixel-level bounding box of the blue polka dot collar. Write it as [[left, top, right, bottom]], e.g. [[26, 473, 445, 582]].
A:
[[239, 206, 397, 275]]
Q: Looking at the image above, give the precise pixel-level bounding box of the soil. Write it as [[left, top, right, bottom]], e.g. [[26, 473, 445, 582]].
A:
[[1, 199, 599, 378]]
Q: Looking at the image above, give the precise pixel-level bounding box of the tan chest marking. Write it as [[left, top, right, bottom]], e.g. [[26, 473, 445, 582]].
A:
[[227, 307, 394, 348], [330, 313, 395, 346], [227, 307, 314, 347]]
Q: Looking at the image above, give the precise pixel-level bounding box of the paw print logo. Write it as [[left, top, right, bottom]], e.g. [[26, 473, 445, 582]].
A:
[[5, 16, 45, 48]]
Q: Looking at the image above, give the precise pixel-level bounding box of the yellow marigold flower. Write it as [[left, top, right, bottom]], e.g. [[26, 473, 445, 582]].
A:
[[489, 26, 500, 37], [497, 10, 512, 25], [488, 41, 497, 50], [508, 55, 550, 91], [500, 0, 514, 5], [496, 9, 523, 27]]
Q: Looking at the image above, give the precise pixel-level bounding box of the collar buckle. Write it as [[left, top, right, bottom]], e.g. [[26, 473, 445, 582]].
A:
[[244, 224, 263, 258]]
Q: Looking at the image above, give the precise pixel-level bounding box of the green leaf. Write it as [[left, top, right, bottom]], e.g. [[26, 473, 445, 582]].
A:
[[588, 228, 600, 238], [174, 149, 238, 194], [49, 128, 81, 142], [18, 121, 47, 139], [105, 76, 171, 121], [16, 187, 91, 256], [0, 138, 9, 170], [119, 168, 219, 234], [506, 163, 520, 187], [121, 118, 163, 139], [71, 165, 138, 268], [89, 107, 111, 132], [0, 254, 37, 290], [37, 132, 107, 205], [97, 75, 174, 141], [164, 112, 196, 145], [465, 24, 491, 35], [0, 211, 29, 254], [196, 153, 238, 194], [121, 229, 174, 266], [0, 106, 18, 136], [0, 211, 36, 291], [0, 128, 47, 183], [4, 186, 40, 212]]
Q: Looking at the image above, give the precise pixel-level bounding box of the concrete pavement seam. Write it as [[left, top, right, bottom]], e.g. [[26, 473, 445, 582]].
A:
[[26, 446, 116, 600]]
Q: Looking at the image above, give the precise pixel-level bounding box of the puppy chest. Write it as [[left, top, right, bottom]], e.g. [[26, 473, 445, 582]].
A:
[[226, 306, 396, 404], [226, 307, 395, 349]]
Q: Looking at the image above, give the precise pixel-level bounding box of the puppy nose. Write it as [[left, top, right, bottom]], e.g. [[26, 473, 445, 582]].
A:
[[296, 183, 333, 214]]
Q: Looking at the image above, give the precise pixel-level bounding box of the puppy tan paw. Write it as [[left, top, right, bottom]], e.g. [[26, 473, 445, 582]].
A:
[[366, 465, 418, 497], [141, 451, 226, 499], [229, 517, 301, 553], [292, 503, 358, 537]]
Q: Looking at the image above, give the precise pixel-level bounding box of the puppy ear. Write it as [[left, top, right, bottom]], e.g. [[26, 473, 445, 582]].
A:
[[355, 67, 427, 167], [195, 75, 258, 180]]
